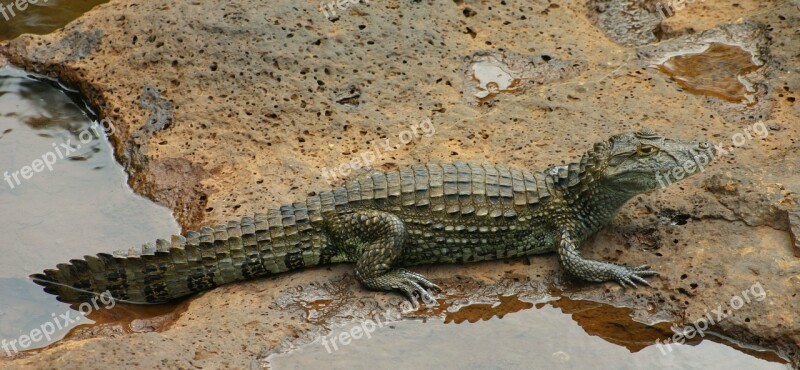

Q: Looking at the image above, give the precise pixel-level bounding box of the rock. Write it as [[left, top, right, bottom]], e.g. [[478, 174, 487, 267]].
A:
[[787, 211, 800, 258], [0, 0, 799, 368]]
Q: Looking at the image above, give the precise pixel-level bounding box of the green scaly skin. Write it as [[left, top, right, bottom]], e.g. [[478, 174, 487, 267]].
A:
[[31, 129, 713, 306]]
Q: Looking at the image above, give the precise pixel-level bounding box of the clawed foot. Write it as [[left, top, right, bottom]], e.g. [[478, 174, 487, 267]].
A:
[[361, 269, 440, 307], [610, 264, 659, 288], [392, 269, 441, 307]]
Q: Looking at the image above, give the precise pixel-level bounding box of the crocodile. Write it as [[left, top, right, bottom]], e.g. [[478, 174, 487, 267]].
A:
[[31, 129, 713, 306]]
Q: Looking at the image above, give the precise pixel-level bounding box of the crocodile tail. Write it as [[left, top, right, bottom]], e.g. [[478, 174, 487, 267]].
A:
[[31, 209, 333, 304]]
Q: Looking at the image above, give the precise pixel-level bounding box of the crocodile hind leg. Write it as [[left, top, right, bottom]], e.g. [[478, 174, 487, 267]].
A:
[[558, 230, 658, 287], [328, 210, 439, 306]]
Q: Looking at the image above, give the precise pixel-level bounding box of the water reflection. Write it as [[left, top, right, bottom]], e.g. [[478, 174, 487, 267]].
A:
[[658, 43, 762, 103], [0, 66, 179, 352], [0, 0, 110, 41], [268, 296, 789, 370]]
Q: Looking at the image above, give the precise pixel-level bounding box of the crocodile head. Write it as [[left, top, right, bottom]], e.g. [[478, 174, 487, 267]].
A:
[[600, 128, 714, 194]]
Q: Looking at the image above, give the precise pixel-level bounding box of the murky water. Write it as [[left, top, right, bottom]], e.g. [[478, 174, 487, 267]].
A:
[[658, 43, 762, 103], [269, 295, 788, 370], [0, 66, 179, 353], [0, 0, 109, 41]]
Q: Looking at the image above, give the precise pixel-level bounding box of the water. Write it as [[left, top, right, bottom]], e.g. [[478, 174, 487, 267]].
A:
[[658, 43, 762, 103], [0, 66, 179, 353], [0, 0, 109, 41], [269, 296, 788, 370], [471, 57, 521, 101]]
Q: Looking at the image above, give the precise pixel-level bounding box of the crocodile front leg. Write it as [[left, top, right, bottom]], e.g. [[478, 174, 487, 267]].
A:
[[558, 230, 658, 287], [328, 210, 439, 306]]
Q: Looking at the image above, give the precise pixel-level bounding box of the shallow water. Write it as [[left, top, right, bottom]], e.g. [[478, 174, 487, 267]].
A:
[[0, 0, 109, 41], [269, 295, 788, 370], [658, 43, 762, 103], [471, 57, 520, 101], [0, 66, 179, 353]]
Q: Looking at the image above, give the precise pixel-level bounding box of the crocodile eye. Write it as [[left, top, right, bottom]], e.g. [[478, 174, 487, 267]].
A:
[[636, 144, 659, 156]]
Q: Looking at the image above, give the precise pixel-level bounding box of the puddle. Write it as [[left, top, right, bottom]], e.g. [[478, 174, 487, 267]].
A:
[[268, 295, 788, 370], [0, 66, 179, 354], [470, 56, 521, 102], [637, 22, 771, 122], [463, 51, 585, 107], [0, 0, 110, 41], [55, 300, 190, 344], [658, 43, 762, 103]]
